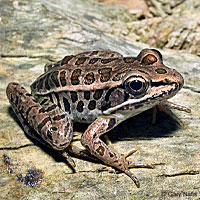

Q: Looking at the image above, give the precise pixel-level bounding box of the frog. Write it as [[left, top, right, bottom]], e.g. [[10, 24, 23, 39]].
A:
[[6, 49, 191, 187]]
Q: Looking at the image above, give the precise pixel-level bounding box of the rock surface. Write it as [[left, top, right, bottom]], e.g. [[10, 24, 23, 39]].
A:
[[98, 0, 200, 55], [0, 0, 200, 199]]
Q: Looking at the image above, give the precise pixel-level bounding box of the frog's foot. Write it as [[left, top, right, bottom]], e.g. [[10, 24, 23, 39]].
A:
[[122, 147, 139, 159], [104, 135, 112, 145], [103, 135, 124, 154], [152, 100, 191, 127], [127, 162, 155, 169], [67, 144, 99, 162], [123, 152, 154, 188], [122, 148, 155, 169], [61, 151, 76, 168], [124, 168, 140, 188]]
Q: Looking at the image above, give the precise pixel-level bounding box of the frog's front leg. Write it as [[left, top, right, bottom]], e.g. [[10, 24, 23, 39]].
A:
[[152, 100, 191, 126], [81, 116, 153, 188], [6, 82, 74, 161]]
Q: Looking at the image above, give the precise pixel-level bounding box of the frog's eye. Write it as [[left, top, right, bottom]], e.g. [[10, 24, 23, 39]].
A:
[[124, 76, 149, 97], [141, 54, 157, 65]]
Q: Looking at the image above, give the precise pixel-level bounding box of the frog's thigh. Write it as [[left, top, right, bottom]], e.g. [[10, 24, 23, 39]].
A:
[[6, 82, 73, 151]]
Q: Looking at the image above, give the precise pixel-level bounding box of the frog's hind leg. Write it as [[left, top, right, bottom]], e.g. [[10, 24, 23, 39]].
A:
[[6, 82, 74, 166]]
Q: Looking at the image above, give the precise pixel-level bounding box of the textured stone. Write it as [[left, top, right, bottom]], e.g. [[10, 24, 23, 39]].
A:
[[0, 0, 200, 199]]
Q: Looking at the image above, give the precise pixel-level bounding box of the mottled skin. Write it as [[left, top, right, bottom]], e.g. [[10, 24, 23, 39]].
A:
[[6, 49, 190, 187]]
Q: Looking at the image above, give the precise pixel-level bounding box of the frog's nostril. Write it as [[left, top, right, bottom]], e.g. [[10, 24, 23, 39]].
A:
[[155, 68, 167, 74]]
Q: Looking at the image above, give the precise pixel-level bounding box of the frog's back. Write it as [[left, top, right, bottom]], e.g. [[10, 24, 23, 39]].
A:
[[30, 51, 138, 122], [31, 52, 138, 95]]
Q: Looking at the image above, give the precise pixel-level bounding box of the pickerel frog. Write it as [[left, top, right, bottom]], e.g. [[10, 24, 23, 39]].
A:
[[6, 49, 190, 187]]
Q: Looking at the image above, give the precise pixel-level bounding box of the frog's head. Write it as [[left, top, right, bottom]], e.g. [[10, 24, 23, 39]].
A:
[[103, 49, 184, 116]]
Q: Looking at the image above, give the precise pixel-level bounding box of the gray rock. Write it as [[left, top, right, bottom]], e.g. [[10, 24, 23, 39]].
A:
[[0, 0, 199, 199]]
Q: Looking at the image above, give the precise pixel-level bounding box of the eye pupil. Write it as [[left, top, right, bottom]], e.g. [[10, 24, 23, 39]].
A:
[[130, 80, 143, 91], [123, 75, 149, 98]]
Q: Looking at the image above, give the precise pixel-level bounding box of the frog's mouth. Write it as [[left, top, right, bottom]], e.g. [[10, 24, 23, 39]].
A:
[[103, 82, 179, 115]]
